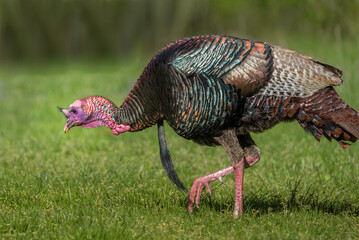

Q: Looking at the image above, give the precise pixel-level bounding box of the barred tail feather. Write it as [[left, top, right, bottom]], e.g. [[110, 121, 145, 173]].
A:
[[157, 120, 187, 191], [296, 87, 359, 148]]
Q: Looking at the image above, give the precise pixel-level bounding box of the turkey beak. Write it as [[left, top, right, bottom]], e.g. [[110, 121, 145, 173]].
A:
[[58, 107, 73, 133], [64, 119, 74, 133]]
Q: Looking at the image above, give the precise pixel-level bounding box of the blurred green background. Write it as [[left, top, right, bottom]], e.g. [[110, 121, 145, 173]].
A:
[[0, 0, 358, 62]]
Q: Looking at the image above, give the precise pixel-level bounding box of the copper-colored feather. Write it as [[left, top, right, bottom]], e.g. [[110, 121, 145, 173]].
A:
[[296, 87, 359, 147], [240, 87, 359, 148]]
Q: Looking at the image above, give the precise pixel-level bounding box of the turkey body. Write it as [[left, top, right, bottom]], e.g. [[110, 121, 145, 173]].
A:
[[117, 35, 358, 147], [114, 35, 359, 215]]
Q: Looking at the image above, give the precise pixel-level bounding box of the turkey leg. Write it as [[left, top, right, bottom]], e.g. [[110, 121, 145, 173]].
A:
[[233, 159, 244, 216], [188, 156, 259, 216], [189, 130, 260, 216]]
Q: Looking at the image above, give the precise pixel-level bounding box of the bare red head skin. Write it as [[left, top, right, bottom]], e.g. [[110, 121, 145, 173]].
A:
[[59, 97, 131, 135]]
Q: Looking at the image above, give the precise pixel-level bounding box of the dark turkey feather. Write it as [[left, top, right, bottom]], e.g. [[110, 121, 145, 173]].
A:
[[158, 119, 187, 191]]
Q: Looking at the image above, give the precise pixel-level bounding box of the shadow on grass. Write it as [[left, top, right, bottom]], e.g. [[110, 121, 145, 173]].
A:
[[178, 180, 359, 216]]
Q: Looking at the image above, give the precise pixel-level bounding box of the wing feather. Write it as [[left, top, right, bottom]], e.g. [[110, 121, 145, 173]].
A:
[[163, 35, 342, 100], [170, 36, 272, 97], [256, 45, 343, 97]]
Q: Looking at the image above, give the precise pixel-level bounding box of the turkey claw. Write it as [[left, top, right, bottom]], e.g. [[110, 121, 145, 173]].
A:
[[189, 176, 214, 212], [188, 166, 235, 213], [218, 176, 224, 184]]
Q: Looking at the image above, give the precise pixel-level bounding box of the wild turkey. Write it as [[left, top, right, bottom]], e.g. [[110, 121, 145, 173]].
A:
[[59, 35, 359, 217]]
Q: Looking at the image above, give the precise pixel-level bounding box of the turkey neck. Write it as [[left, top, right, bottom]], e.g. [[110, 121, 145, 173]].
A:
[[116, 68, 163, 132]]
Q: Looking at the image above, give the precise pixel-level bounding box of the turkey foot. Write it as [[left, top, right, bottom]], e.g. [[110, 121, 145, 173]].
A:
[[189, 157, 259, 216], [188, 166, 234, 212]]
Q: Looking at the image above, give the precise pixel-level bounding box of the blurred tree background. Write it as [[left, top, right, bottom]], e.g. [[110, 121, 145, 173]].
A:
[[0, 0, 358, 62]]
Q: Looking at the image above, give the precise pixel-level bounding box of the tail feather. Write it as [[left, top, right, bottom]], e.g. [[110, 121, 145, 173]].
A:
[[296, 87, 359, 148], [157, 120, 187, 191]]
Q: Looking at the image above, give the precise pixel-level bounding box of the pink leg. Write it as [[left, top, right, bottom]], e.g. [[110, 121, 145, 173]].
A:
[[233, 159, 244, 217], [189, 156, 260, 216]]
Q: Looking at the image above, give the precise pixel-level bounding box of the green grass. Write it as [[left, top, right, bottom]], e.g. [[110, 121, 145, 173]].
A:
[[0, 37, 359, 239]]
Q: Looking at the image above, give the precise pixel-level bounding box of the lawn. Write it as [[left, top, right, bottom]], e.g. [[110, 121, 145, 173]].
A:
[[0, 36, 358, 239]]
